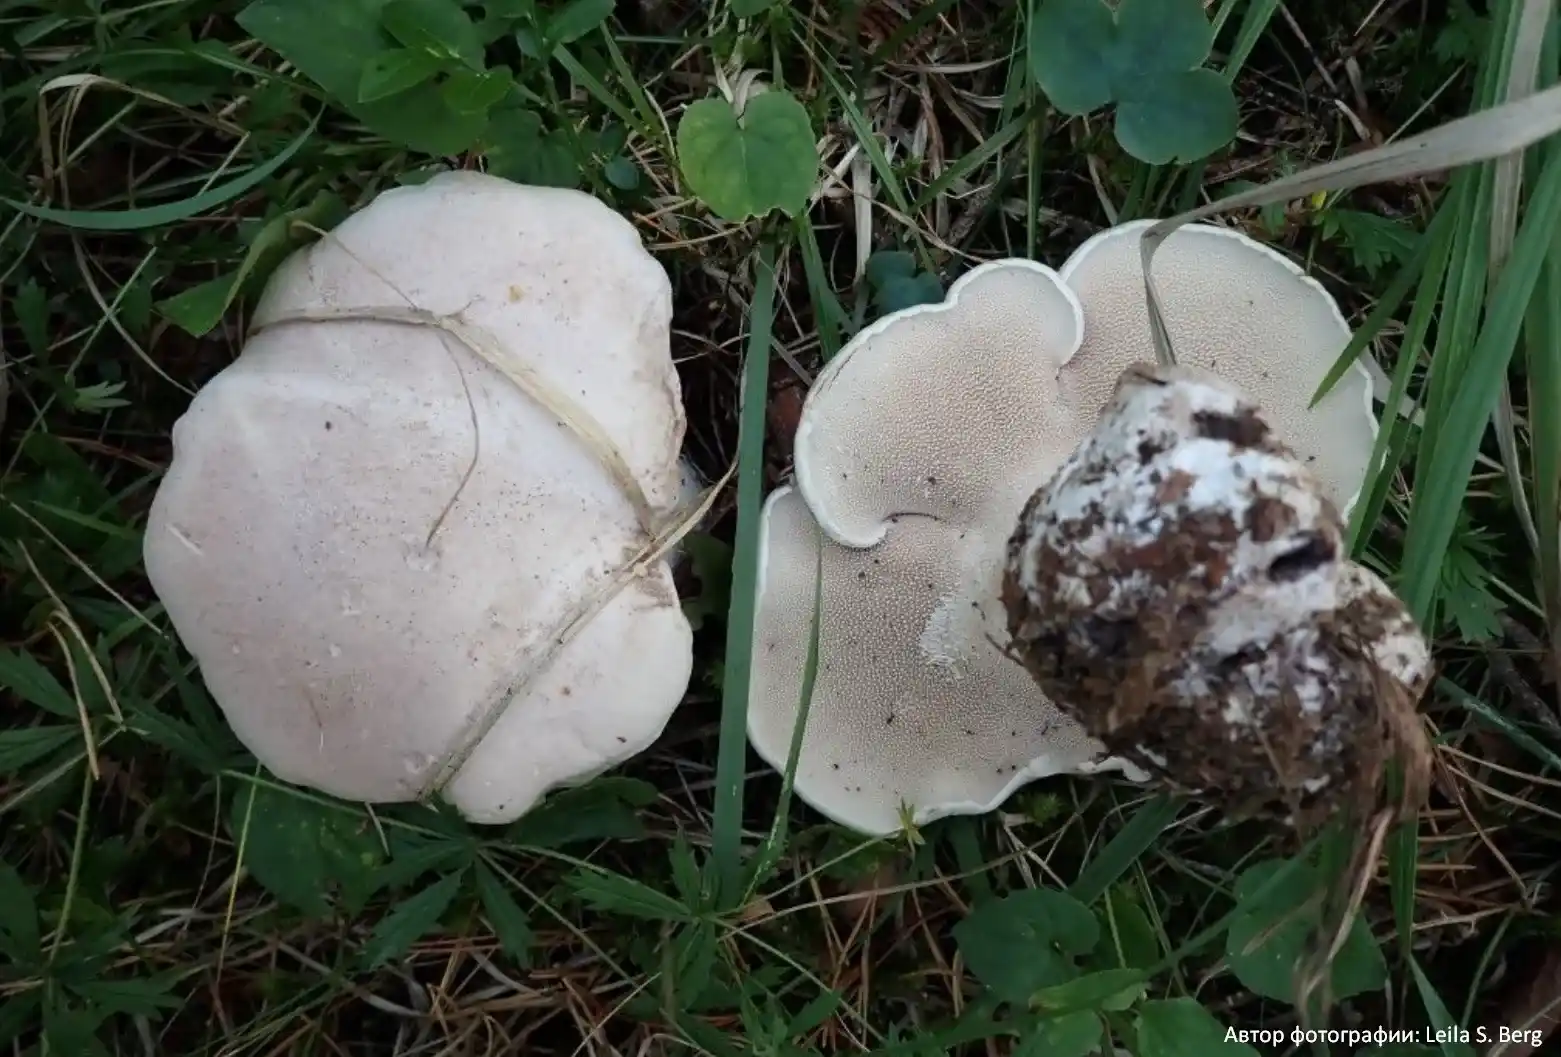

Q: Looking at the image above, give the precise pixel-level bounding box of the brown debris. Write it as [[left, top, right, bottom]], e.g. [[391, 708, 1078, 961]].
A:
[[1000, 362, 1433, 833]]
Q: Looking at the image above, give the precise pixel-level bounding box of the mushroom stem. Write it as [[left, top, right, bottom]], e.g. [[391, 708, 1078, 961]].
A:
[[1002, 362, 1433, 830]]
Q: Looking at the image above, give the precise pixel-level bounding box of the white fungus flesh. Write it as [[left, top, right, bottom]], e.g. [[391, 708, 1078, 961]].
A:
[[143, 171, 694, 824]]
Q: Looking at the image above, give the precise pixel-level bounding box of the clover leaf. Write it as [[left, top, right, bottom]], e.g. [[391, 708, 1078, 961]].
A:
[[676, 89, 817, 223], [864, 250, 944, 318], [1028, 0, 1238, 164]]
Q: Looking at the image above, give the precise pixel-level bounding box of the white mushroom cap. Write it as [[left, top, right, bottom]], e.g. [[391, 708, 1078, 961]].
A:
[[143, 171, 693, 824], [750, 262, 1141, 836], [1058, 219, 1377, 515]]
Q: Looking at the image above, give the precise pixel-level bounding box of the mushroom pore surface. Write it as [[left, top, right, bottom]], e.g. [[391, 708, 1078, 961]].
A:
[[143, 171, 694, 824], [750, 261, 1141, 837], [1059, 221, 1377, 516], [1002, 363, 1432, 827], [751, 223, 1383, 835]]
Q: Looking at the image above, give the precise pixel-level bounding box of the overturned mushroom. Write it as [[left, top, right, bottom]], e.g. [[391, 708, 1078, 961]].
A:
[[749, 260, 1137, 837], [749, 222, 1382, 836], [1002, 363, 1431, 828], [144, 171, 695, 824]]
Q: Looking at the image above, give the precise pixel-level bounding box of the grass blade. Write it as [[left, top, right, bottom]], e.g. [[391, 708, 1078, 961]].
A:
[[711, 240, 780, 904], [1398, 149, 1561, 622], [1138, 81, 1561, 367], [1068, 794, 1181, 905], [4, 115, 319, 231]]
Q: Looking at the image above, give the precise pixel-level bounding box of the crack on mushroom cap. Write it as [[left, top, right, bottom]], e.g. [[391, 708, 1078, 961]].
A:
[[1003, 363, 1431, 828], [143, 172, 694, 825], [752, 222, 1384, 836]]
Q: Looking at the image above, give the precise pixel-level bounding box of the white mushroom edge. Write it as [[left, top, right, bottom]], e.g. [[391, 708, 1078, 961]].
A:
[[143, 171, 695, 825], [748, 221, 1382, 836]]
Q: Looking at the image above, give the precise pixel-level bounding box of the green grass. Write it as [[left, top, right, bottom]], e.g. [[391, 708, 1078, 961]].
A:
[[4, 0, 1561, 1054]]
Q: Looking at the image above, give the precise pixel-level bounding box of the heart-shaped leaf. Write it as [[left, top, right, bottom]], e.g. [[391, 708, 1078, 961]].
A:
[[676, 90, 817, 222], [1115, 68, 1239, 165]]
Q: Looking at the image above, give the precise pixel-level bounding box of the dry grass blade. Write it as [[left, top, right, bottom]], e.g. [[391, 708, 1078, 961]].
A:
[[246, 225, 706, 801], [1139, 82, 1561, 367], [421, 463, 731, 797], [250, 305, 656, 530]]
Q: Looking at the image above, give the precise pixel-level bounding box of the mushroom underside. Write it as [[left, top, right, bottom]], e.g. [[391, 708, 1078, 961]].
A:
[[750, 486, 1132, 836]]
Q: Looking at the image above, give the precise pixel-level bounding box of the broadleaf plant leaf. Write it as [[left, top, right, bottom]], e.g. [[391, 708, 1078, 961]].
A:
[[230, 784, 384, 918], [1224, 857, 1387, 1006], [379, 0, 485, 67], [236, 0, 490, 156], [1114, 69, 1239, 165], [1135, 998, 1259, 1057], [1112, 0, 1214, 76], [952, 888, 1100, 1004], [360, 867, 467, 969], [676, 90, 817, 222], [358, 47, 445, 103], [1026, 0, 1236, 162], [546, 0, 614, 44], [1027, 0, 1115, 115], [1013, 1011, 1102, 1057], [440, 67, 512, 114], [474, 863, 535, 967]]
